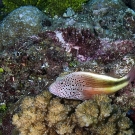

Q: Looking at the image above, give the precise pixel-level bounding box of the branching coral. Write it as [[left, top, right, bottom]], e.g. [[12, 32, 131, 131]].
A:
[[75, 100, 99, 127], [12, 91, 77, 135], [12, 91, 52, 135], [55, 116, 75, 135], [75, 95, 134, 134], [11, 93, 57, 134], [75, 95, 113, 127], [12, 93, 135, 135], [46, 98, 70, 127]]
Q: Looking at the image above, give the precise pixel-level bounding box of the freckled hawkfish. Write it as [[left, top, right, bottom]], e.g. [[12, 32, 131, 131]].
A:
[[49, 67, 135, 100]]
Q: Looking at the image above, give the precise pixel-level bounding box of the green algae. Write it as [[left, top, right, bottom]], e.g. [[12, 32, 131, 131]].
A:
[[1, 0, 88, 17]]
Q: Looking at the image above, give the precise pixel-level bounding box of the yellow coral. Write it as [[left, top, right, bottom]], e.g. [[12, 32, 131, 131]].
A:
[[98, 102, 112, 120], [27, 122, 47, 135], [118, 117, 133, 130], [73, 127, 88, 135], [75, 100, 99, 127], [12, 91, 51, 135], [55, 116, 75, 135], [93, 94, 112, 120], [42, 90, 52, 100], [12, 92, 134, 135], [117, 129, 134, 135], [96, 122, 116, 135], [20, 96, 34, 109], [63, 99, 81, 108], [34, 95, 48, 111], [12, 106, 45, 135], [93, 94, 112, 105], [46, 98, 70, 127]]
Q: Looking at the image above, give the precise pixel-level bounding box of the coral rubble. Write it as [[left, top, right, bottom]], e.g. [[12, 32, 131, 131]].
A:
[[12, 92, 135, 135]]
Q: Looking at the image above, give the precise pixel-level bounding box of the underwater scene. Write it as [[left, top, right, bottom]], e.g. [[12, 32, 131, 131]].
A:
[[0, 0, 135, 134]]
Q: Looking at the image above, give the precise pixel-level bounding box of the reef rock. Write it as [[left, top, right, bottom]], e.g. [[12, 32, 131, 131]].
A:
[[0, 6, 50, 51], [84, 0, 135, 39], [122, 0, 135, 11]]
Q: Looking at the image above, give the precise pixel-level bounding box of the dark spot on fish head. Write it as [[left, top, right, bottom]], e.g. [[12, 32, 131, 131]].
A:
[[49, 78, 66, 95], [49, 73, 86, 99]]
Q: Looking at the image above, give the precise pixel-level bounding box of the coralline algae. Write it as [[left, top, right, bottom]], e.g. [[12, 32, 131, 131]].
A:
[[45, 27, 135, 63]]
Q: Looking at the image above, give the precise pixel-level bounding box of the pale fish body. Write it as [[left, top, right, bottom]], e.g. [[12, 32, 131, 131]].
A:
[[49, 67, 135, 100]]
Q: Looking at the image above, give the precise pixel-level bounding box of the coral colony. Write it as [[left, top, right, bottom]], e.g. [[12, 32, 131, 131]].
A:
[[12, 91, 134, 135]]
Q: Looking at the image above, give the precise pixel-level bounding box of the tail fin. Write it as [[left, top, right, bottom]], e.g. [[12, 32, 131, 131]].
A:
[[127, 66, 135, 83]]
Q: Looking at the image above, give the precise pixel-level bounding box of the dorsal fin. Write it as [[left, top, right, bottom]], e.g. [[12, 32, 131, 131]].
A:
[[127, 66, 135, 83]]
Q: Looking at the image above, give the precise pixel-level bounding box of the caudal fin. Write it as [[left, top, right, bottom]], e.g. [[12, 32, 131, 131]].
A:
[[127, 66, 135, 83]]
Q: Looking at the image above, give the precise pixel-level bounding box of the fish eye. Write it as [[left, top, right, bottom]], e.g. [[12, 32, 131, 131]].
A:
[[59, 80, 65, 85]]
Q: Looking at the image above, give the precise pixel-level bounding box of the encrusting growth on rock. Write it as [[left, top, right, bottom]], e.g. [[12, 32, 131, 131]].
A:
[[12, 92, 134, 135]]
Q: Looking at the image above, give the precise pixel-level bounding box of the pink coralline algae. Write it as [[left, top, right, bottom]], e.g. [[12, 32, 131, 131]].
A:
[[45, 27, 100, 62], [44, 27, 135, 63], [96, 38, 135, 63]]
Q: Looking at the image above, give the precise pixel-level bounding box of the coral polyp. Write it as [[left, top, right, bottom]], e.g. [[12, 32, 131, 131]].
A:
[[75, 100, 99, 127], [12, 93, 134, 135]]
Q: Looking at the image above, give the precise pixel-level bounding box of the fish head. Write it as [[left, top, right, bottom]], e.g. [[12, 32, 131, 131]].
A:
[[49, 74, 85, 100], [49, 78, 67, 98]]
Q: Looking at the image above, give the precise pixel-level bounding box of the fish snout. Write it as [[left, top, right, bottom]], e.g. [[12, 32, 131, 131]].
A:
[[49, 83, 59, 96]]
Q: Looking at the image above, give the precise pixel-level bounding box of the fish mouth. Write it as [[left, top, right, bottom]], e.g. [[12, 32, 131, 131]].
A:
[[49, 83, 58, 96]]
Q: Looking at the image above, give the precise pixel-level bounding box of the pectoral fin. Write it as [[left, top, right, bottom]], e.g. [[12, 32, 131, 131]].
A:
[[82, 87, 112, 99]]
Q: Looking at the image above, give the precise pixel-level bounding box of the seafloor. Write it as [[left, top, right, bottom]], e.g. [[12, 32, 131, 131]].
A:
[[0, 0, 135, 135]]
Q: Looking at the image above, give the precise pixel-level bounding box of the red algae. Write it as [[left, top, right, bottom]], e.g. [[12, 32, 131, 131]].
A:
[[44, 27, 135, 63]]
